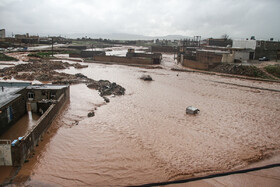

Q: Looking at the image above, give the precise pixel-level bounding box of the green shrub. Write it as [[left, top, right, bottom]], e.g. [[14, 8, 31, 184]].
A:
[[264, 65, 280, 78], [0, 53, 18, 61]]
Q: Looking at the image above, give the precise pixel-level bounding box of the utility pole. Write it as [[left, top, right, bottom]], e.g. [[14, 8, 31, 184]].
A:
[[51, 37, 54, 57], [92, 44, 94, 59]]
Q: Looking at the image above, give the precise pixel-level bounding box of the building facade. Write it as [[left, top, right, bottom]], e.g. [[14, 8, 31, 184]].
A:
[[0, 29, 5, 39]]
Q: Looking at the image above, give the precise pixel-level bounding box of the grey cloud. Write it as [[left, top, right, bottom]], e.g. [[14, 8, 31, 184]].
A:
[[0, 0, 279, 39]]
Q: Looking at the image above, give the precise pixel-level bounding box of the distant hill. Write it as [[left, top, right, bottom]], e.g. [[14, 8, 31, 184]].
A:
[[66, 33, 190, 40]]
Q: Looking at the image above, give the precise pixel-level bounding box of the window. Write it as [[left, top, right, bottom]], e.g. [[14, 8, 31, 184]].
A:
[[41, 90, 46, 96], [28, 92, 34, 100], [50, 91, 56, 99]]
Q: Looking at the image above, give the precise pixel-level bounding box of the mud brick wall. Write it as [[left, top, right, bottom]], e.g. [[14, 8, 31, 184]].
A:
[[94, 56, 154, 65], [196, 51, 222, 64], [151, 46, 176, 53], [183, 59, 209, 70], [11, 87, 69, 166], [81, 51, 105, 58]]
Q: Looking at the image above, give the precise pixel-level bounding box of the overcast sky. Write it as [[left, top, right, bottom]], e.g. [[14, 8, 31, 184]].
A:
[[0, 0, 279, 39]]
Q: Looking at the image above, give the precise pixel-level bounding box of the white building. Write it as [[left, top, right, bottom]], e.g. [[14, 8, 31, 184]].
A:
[[232, 40, 256, 61], [232, 39, 257, 50]]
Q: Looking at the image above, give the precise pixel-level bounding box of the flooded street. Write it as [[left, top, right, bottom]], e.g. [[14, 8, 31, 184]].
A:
[[10, 53, 280, 186]]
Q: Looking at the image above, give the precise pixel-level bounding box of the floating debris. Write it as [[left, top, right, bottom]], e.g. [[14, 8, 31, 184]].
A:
[[140, 74, 153, 81], [186, 106, 200, 115]]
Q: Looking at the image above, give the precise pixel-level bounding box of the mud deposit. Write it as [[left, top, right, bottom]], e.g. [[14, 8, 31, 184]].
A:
[[3, 52, 280, 186]]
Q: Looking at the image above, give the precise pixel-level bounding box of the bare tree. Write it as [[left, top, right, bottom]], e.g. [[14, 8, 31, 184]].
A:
[[221, 34, 230, 40]]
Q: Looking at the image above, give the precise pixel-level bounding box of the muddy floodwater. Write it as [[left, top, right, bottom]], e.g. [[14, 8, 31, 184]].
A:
[[0, 112, 40, 140], [10, 54, 280, 186]]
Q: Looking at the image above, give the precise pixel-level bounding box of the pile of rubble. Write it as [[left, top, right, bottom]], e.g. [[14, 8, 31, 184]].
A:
[[87, 80, 125, 96]]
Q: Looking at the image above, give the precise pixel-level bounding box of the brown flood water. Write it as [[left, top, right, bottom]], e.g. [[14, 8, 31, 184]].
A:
[[9, 53, 280, 186], [0, 112, 40, 140]]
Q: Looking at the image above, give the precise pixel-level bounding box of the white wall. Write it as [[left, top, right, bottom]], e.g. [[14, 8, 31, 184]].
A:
[[0, 141, 12, 166], [233, 40, 256, 49], [222, 54, 234, 63], [233, 51, 250, 61]]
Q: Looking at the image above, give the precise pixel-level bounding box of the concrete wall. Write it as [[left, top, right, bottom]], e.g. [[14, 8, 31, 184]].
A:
[[11, 87, 69, 166], [0, 140, 12, 166], [222, 54, 234, 63], [93, 56, 154, 65], [0, 89, 27, 136], [233, 40, 257, 50], [233, 50, 250, 61]]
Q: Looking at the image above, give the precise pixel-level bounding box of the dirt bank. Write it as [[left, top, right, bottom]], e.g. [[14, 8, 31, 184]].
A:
[[210, 63, 273, 79]]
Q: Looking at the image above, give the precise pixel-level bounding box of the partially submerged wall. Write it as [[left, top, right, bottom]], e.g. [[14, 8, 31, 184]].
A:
[[11, 87, 69, 166], [93, 56, 154, 65], [126, 52, 162, 64]]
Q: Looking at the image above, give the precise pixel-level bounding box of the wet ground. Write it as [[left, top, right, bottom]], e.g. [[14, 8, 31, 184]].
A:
[[1, 49, 280, 186]]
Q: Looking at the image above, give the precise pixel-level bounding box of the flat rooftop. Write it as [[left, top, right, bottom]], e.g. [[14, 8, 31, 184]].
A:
[[27, 84, 68, 90], [0, 87, 24, 109]]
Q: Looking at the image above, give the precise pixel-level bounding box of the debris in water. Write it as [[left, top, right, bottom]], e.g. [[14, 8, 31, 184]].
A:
[[87, 111, 95, 118], [186, 106, 200, 115], [140, 74, 153, 81], [103, 96, 110, 103], [87, 80, 125, 96]]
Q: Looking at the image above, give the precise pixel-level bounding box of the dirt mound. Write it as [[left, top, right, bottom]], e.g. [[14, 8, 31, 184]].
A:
[[211, 64, 272, 79]]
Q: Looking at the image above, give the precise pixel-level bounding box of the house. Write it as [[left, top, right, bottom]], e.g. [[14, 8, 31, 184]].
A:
[[179, 48, 227, 70], [0, 82, 69, 166], [126, 49, 162, 64], [233, 39, 280, 60], [0, 82, 30, 135]]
